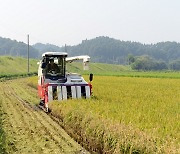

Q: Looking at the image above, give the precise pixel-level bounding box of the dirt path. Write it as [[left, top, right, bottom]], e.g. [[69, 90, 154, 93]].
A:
[[0, 81, 89, 154]]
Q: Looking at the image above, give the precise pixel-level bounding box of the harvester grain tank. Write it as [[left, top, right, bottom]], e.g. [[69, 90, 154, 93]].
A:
[[37, 52, 93, 112]]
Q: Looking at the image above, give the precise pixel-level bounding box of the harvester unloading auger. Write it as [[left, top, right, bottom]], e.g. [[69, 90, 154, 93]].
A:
[[38, 52, 93, 112]]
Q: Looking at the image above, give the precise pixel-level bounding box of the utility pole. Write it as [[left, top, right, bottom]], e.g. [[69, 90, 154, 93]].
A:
[[65, 44, 67, 52], [27, 34, 29, 73]]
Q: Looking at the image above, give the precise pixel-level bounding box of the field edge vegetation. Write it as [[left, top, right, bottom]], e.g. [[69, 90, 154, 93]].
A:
[[0, 101, 7, 154]]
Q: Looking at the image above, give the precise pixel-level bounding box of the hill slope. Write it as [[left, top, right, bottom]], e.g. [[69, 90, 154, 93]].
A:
[[67, 62, 130, 75], [33, 43, 62, 55], [0, 56, 38, 74], [0, 56, 129, 75], [65, 37, 180, 64], [0, 36, 180, 65], [34, 36, 180, 65], [0, 37, 39, 58]]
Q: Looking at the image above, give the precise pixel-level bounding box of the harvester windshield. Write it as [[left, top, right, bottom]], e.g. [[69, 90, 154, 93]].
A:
[[44, 57, 66, 78]]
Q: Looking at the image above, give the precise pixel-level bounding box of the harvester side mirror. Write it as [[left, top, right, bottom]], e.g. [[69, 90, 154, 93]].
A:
[[89, 73, 93, 82]]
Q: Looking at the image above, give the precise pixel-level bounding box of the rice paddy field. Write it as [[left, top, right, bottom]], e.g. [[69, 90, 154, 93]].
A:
[[0, 56, 179, 153], [26, 74, 180, 153]]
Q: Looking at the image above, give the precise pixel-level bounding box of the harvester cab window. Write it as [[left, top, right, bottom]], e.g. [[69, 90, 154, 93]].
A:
[[57, 57, 66, 76], [44, 56, 66, 79], [45, 58, 58, 74]]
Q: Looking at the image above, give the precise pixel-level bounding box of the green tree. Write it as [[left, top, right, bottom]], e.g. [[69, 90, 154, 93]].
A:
[[127, 54, 135, 65], [131, 55, 168, 71], [169, 60, 180, 70]]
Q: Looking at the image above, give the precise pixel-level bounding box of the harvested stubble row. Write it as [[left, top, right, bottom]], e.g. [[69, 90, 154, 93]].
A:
[[0, 81, 88, 154]]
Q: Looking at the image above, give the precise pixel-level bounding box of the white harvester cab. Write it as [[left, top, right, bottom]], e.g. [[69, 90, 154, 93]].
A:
[[37, 52, 93, 112]]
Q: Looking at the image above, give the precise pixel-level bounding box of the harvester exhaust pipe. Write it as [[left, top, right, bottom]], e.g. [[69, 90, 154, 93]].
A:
[[89, 73, 93, 95], [89, 73, 93, 82]]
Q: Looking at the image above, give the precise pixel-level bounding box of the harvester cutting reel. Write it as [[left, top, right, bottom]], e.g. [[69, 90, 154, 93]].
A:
[[37, 52, 93, 112]]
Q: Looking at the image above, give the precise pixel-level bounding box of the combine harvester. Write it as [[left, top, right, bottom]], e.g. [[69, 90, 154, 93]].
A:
[[38, 52, 93, 112]]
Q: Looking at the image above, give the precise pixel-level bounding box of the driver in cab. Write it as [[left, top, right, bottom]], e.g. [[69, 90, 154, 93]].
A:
[[45, 58, 59, 74]]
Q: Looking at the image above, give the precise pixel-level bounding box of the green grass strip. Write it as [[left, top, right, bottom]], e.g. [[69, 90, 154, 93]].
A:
[[0, 72, 37, 81], [81, 71, 180, 79]]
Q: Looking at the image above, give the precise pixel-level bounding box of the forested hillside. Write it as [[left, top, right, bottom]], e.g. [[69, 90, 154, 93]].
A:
[[63, 37, 180, 65], [33, 43, 61, 55], [0, 37, 39, 58], [34, 36, 180, 65], [1, 36, 180, 70]]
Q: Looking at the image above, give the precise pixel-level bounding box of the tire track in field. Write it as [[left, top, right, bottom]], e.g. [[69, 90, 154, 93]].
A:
[[2, 87, 46, 153], [12, 92, 74, 150], [1, 82, 88, 154], [2, 83, 65, 153], [8, 84, 78, 149]]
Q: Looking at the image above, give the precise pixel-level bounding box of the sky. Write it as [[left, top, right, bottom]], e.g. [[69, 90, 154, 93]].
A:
[[0, 0, 180, 46]]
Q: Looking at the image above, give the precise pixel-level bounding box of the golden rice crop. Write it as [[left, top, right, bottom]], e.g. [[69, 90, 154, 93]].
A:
[[28, 75, 180, 153]]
